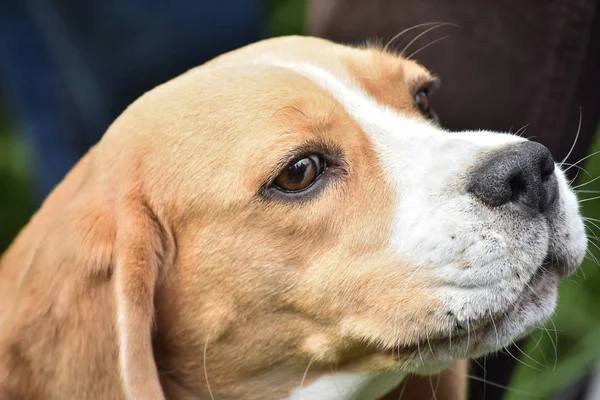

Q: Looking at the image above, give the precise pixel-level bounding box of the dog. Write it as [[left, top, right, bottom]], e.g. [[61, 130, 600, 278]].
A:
[[0, 36, 587, 400]]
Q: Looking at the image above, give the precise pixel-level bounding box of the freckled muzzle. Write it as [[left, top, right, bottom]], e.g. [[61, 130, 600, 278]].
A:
[[467, 141, 558, 214]]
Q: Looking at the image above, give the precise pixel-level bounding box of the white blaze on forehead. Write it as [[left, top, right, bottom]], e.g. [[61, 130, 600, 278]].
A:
[[268, 60, 522, 146], [268, 60, 522, 262], [269, 61, 427, 139]]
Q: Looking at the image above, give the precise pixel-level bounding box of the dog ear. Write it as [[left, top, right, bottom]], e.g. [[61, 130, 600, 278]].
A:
[[114, 193, 173, 400]]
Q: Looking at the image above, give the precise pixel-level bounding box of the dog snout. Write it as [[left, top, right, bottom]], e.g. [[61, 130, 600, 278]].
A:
[[467, 141, 558, 213]]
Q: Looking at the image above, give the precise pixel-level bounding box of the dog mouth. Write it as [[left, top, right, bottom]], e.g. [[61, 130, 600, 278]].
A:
[[382, 259, 559, 368]]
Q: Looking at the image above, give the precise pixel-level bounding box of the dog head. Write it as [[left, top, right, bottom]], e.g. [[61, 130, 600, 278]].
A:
[[1, 36, 586, 399]]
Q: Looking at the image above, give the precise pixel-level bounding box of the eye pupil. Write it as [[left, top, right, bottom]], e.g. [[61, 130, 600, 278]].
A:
[[273, 155, 325, 192], [415, 90, 431, 115], [288, 158, 312, 184]]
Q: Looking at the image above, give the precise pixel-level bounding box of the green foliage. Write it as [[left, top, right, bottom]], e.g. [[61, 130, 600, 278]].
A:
[[264, 0, 307, 37], [0, 109, 34, 252]]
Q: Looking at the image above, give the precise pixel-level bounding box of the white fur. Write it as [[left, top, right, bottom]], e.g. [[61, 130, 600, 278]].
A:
[[286, 371, 407, 400], [115, 279, 133, 396]]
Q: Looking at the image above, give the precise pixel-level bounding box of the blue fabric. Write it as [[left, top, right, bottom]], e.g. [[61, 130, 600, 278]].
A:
[[0, 0, 262, 203]]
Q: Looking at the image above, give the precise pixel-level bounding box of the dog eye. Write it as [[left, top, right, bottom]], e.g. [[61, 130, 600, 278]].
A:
[[273, 155, 326, 192], [415, 89, 431, 116]]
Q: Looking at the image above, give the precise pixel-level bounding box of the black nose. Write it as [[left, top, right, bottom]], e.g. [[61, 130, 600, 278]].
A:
[[467, 141, 558, 213]]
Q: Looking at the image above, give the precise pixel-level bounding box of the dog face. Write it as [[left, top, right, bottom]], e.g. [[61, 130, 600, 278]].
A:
[[109, 36, 585, 393], [0, 36, 587, 399]]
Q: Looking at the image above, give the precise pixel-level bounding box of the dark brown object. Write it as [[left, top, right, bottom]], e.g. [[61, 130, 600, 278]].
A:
[[309, 0, 600, 167]]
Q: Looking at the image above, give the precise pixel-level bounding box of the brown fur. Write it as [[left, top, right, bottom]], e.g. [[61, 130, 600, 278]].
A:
[[0, 36, 466, 399]]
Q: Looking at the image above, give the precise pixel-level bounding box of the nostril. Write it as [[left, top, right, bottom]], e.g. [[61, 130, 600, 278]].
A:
[[540, 162, 555, 182], [509, 175, 526, 202], [541, 171, 552, 183]]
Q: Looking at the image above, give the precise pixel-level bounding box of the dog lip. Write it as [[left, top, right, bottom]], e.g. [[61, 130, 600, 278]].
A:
[[543, 251, 581, 278], [528, 261, 549, 285], [433, 267, 554, 347], [378, 266, 558, 366], [466, 266, 556, 335], [375, 257, 561, 367]]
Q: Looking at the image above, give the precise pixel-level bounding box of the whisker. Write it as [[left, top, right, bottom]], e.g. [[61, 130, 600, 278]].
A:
[[203, 330, 216, 400], [585, 253, 600, 270], [465, 319, 471, 357], [530, 329, 549, 366], [426, 328, 438, 362], [300, 357, 314, 388], [329, 365, 343, 399], [560, 107, 583, 166], [393, 264, 429, 360], [583, 219, 600, 237], [465, 373, 538, 396], [544, 321, 558, 371], [586, 244, 600, 262], [417, 336, 425, 368], [573, 174, 600, 189], [483, 355, 487, 400], [550, 319, 559, 369], [445, 365, 537, 396], [471, 357, 486, 372], [397, 378, 408, 400], [501, 346, 542, 372], [483, 354, 487, 400], [512, 340, 547, 369], [488, 307, 500, 349], [561, 163, 593, 178], [406, 35, 450, 60], [429, 375, 440, 400], [448, 321, 453, 351], [400, 23, 455, 57], [564, 149, 600, 174], [584, 231, 600, 244], [514, 124, 530, 137], [382, 22, 449, 53], [569, 169, 582, 186], [579, 195, 600, 203]]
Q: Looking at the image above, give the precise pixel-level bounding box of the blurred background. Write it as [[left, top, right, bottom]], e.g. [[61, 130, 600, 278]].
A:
[[1, 0, 599, 399]]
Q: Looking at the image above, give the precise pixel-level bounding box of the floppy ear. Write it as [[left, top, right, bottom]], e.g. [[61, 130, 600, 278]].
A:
[[114, 193, 173, 400]]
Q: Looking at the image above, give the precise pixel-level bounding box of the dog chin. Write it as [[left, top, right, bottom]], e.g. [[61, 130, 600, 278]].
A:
[[368, 261, 559, 376], [460, 264, 559, 358]]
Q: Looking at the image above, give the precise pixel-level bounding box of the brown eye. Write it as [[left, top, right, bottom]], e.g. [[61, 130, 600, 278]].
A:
[[415, 89, 431, 116], [273, 155, 325, 192]]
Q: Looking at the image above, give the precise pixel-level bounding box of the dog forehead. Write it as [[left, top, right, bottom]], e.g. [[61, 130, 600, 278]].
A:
[[106, 36, 429, 158], [207, 35, 432, 115]]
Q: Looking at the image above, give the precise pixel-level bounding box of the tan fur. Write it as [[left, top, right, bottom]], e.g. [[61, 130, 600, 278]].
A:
[[0, 36, 466, 399]]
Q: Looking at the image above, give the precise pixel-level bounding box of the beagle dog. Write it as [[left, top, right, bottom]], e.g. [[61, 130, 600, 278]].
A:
[[0, 36, 587, 400]]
